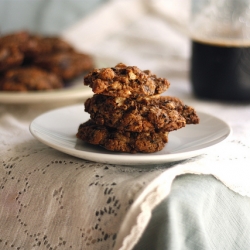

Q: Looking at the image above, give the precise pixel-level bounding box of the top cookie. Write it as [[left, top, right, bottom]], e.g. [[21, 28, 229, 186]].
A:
[[84, 63, 170, 98]]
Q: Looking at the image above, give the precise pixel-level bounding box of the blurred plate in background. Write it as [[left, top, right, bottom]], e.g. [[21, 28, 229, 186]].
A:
[[0, 78, 92, 104]]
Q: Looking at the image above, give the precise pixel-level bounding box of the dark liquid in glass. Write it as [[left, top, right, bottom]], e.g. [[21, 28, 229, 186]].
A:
[[190, 39, 250, 102]]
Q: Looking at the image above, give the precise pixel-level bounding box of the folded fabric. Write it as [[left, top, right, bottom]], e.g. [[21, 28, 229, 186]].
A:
[[62, 0, 190, 76]]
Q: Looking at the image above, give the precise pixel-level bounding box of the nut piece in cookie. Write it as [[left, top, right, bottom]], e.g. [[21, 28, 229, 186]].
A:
[[34, 52, 94, 81], [76, 119, 169, 153], [0, 67, 63, 91], [84, 94, 187, 132], [84, 63, 170, 97]]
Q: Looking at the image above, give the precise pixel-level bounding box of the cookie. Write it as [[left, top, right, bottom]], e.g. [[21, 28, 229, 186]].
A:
[[84, 94, 187, 132], [76, 119, 169, 153], [22, 35, 75, 60], [0, 31, 30, 71], [161, 96, 200, 124], [84, 63, 170, 98], [0, 31, 75, 59], [37, 37, 74, 53], [34, 51, 94, 81], [0, 67, 63, 91], [0, 45, 24, 72], [0, 31, 95, 91], [0, 31, 30, 49], [21, 35, 55, 59]]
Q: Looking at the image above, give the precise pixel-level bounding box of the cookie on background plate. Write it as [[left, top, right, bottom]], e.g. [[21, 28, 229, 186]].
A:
[[0, 45, 24, 72], [0, 67, 63, 91], [34, 52, 94, 81]]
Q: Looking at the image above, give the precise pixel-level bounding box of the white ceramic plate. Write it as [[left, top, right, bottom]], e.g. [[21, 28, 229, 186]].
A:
[[29, 104, 232, 165], [0, 77, 92, 104]]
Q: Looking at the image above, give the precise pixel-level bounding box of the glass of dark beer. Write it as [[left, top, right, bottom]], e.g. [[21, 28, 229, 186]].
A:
[[190, 0, 250, 102]]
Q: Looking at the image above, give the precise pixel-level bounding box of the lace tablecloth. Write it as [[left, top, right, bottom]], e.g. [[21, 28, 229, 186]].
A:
[[1, 78, 250, 250], [1, 0, 250, 249]]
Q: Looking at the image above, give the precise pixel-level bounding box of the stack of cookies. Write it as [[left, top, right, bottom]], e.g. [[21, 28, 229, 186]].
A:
[[0, 31, 94, 91], [77, 63, 199, 153]]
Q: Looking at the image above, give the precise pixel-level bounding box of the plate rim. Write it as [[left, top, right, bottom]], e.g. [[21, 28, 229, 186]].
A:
[[29, 104, 233, 165], [0, 84, 92, 104]]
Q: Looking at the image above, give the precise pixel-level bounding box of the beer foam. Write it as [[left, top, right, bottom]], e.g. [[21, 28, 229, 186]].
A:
[[191, 36, 250, 47], [190, 2, 250, 48]]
